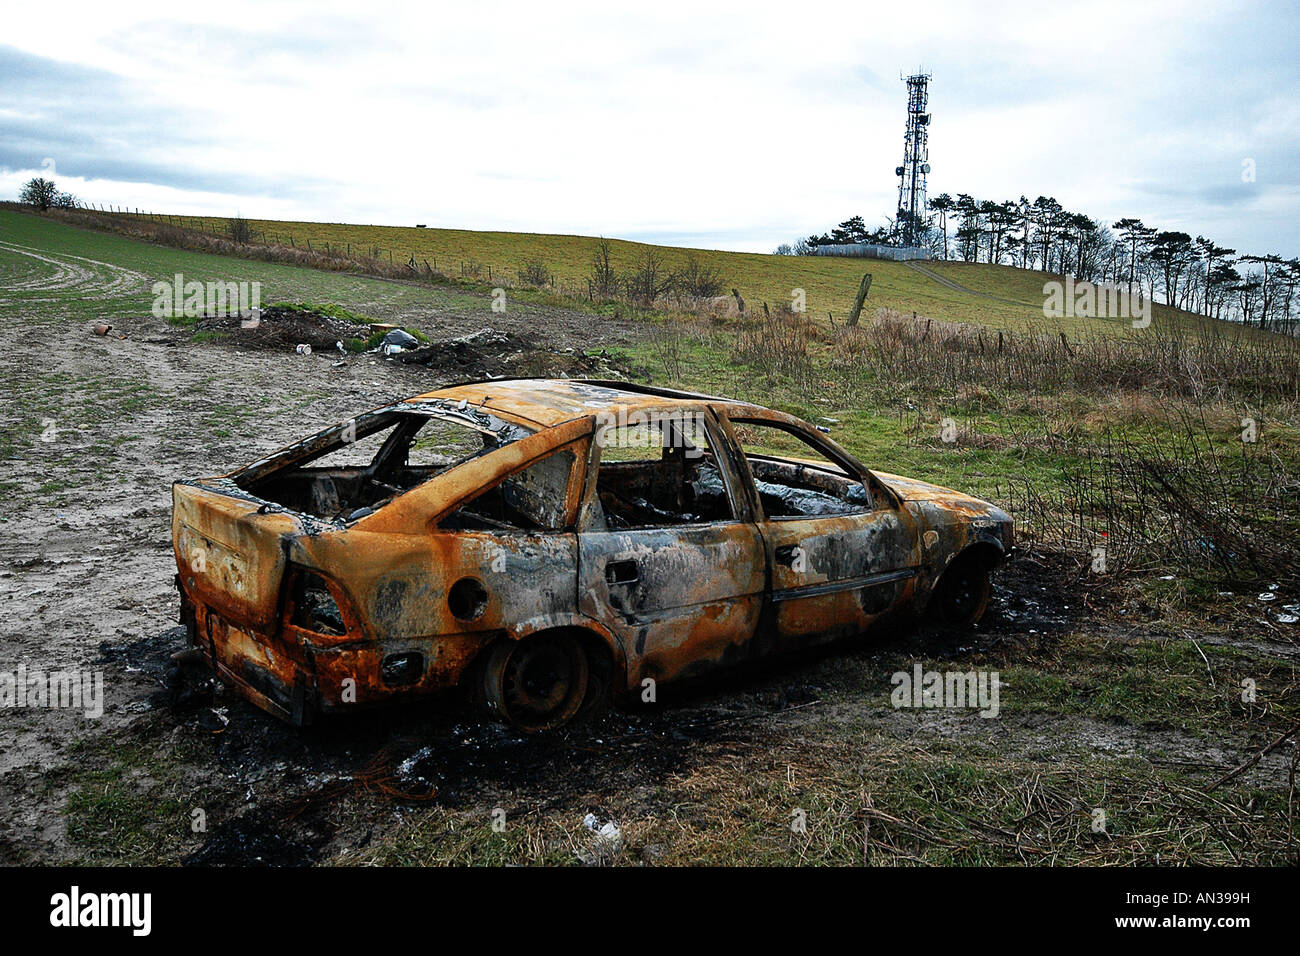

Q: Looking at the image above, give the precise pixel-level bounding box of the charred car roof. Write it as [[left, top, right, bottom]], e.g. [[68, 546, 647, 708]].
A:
[[413, 378, 761, 428]]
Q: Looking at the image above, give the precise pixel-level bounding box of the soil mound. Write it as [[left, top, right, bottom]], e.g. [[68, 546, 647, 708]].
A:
[[193, 305, 370, 353], [399, 327, 625, 380]]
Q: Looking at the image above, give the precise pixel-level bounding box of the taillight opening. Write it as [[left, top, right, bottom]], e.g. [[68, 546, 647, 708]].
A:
[[286, 568, 354, 639]]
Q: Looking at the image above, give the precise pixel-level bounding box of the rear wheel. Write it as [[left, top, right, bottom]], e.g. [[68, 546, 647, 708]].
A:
[[482, 633, 589, 732], [933, 554, 993, 627]]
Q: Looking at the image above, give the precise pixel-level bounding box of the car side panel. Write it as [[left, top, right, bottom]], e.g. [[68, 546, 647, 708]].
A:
[[577, 523, 766, 689], [760, 509, 920, 643]]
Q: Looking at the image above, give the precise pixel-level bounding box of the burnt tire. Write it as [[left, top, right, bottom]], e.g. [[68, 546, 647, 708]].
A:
[[482, 633, 589, 733], [932, 554, 993, 628]]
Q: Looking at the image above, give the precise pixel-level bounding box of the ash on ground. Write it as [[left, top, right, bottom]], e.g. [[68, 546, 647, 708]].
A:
[[192, 306, 370, 353], [399, 327, 625, 380]]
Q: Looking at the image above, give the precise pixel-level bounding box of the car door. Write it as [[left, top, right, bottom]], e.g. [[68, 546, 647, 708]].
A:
[[576, 406, 765, 688], [719, 412, 920, 647]]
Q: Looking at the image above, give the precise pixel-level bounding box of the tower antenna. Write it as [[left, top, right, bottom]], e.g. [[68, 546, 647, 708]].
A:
[[894, 71, 932, 248]]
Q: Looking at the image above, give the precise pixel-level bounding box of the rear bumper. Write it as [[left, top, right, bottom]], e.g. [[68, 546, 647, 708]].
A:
[[176, 576, 485, 726]]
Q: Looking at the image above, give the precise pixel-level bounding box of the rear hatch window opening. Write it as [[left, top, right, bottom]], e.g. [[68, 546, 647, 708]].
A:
[[228, 401, 536, 523]]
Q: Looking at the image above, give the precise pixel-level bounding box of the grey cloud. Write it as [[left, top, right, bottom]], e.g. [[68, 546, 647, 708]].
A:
[[0, 44, 329, 199]]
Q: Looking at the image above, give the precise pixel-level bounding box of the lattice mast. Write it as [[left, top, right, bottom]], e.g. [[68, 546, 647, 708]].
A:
[[894, 72, 932, 247]]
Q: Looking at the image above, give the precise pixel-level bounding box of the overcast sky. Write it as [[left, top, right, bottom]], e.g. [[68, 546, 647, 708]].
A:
[[1, 0, 1296, 256]]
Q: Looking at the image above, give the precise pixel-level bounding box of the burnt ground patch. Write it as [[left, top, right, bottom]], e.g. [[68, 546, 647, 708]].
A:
[[398, 327, 628, 380], [191, 305, 374, 353], [177, 311, 632, 381]]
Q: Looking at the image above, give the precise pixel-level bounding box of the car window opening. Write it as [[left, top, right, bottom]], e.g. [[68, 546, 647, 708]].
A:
[[595, 416, 735, 528], [440, 447, 576, 532], [235, 406, 535, 522], [730, 420, 871, 517]]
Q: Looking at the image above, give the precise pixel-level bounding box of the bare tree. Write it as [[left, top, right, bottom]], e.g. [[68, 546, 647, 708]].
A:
[[625, 248, 671, 305], [227, 215, 253, 244], [20, 177, 60, 210], [670, 254, 725, 300], [588, 238, 618, 298]]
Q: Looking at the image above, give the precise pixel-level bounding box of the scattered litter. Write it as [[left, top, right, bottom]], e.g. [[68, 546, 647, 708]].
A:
[[396, 746, 436, 783], [1258, 592, 1277, 602], [1159, 575, 1175, 581], [576, 813, 622, 865], [93, 323, 111, 336], [295, 343, 312, 355]]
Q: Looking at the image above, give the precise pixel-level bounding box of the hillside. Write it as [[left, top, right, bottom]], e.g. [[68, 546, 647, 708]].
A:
[[147, 211, 1231, 338]]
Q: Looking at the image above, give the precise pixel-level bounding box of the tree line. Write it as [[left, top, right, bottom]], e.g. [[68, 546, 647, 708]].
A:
[[779, 195, 1298, 334]]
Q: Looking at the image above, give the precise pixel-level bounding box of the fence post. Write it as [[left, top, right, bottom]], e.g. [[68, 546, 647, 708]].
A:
[[846, 273, 873, 327]]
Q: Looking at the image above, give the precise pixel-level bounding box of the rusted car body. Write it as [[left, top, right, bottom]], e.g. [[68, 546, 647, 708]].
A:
[[172, 379, 1012, 731]]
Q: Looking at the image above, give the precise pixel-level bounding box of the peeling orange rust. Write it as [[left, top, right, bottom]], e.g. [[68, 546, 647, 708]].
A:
[[171, 379, 1013, 731]]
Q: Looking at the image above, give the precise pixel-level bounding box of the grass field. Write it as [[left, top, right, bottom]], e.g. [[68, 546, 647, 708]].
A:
[[2, 208, 1297, 866], [146, 211, 1227, 338], [0, 208, 490, 325]]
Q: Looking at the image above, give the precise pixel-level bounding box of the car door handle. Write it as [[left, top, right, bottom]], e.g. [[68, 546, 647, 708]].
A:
[[605, 559, 639, 585], [775, 544, 799, 567]]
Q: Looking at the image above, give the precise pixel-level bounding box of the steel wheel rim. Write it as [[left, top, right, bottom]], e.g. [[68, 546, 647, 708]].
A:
[[497, 636, 588, 731]]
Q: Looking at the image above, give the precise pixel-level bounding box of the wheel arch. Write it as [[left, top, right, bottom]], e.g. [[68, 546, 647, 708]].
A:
[[923, 539, 1004, 623], [945, 539, 1005, 574], [463, 619, 626, 697]]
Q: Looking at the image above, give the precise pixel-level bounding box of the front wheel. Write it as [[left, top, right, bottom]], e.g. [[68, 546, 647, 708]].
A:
[[482, 633, 589, 732], [932, 555, 992, 627]]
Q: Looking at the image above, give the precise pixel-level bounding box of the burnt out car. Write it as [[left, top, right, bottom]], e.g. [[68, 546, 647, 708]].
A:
[[172, 379, 1012, 731]]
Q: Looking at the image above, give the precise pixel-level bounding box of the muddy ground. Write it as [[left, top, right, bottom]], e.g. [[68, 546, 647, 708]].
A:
[[0, 248, 1296, 866]]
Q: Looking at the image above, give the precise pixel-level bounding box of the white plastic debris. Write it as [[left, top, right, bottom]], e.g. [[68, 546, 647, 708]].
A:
[[382, 329, 419, 350], [295, 343, 312, 355], [578, 813, 622, 864], [597, 821, 620, 842], [1258, 592, 1277, 602]]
